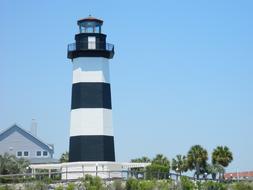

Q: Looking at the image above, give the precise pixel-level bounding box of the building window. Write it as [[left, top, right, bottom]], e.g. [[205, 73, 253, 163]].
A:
[[24, 151, 29, 157], [43, 151, 48, 157], [36, 151, 41, 157], [17, 151, 22, 157]]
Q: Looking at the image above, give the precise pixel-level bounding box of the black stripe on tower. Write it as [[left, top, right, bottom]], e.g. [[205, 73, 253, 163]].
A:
[[71, 82, 112, 109], [69, 135, 115, 162]]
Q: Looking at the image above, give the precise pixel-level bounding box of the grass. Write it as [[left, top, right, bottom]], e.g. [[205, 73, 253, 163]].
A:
[[1, 175, 253, 190]]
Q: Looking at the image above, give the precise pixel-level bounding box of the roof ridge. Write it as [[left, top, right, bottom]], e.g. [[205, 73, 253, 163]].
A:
[[0, 124, 53, 150]]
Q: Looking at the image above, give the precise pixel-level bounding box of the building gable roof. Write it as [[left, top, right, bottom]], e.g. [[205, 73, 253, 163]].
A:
[[0, 124, 54, 153]]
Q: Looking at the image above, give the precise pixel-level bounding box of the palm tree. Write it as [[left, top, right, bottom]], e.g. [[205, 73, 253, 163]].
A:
[[187, 145, 208, 180], [212, 146, 233, 180], [146, 154, 170, 179], [206, 163, 224, 180], [171, 154, 188, 176], [130, 156, 151, 178], [152, 154, 170, 167], [212, 146, 233, 167]]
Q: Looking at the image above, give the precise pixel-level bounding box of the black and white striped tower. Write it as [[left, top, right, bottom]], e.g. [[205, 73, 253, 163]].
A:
[[67, 16, 115, 162]]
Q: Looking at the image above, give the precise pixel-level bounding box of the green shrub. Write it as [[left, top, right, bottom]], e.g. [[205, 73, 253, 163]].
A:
[[201, 181, 227, 190], [126, 178, 139, 190], [0, 185, 15, 190], [180, 176, 196, 190], [42, 176, 53, 184], [52, 174, 61, 181], [55, 185, 64, 190], [35, 181, 48, 190], [139, 180, 155, 190], [23, 176, 36, 183], [231, 182, 253, 190], [23, 183, 35, 190], [156, 180, 172, 190], [66, 183, 76, 190], [126, 178, 172, 190], [146, 164, 169, 180], [0, 177, 12, 184], [24, 181, 47, 190], [113, 180, 125, 190], [0, 153, 29, 175], [82, 174, 105, 190]]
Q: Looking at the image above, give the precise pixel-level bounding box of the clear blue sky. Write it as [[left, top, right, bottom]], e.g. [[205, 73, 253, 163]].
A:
[[1, 0, 252, 172]]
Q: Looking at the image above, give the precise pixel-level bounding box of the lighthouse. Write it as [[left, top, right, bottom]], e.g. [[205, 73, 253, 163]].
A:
[[29, 16, 150, 179], [67, 16, 115, 162]]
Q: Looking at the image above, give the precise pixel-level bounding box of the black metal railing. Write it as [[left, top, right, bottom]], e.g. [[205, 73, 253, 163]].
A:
[[67, 42, 114, 52]]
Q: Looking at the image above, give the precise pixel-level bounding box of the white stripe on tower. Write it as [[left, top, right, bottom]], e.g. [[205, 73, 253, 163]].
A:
[[72, 57, 110, 83], [70, 109, 112, 136]]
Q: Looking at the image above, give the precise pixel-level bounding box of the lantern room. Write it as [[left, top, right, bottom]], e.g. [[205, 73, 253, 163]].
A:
[[77, 16, 103, 33], [67, 16, 114, 60]]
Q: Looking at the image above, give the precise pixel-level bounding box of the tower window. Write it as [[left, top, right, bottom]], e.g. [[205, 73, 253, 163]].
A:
[[88, 37, 96, 49]]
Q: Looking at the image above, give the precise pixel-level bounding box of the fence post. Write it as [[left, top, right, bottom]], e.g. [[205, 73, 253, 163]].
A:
[[32, 168, 36, 178], [59, 167, 62, 180], [48, 169, 51, 178], [66, 166, 68, 181], [82, 165, 84, 178]]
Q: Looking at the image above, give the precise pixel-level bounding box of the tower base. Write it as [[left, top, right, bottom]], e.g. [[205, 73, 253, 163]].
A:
[[61, 161, 122, 180], [30, 162, 150, 180]]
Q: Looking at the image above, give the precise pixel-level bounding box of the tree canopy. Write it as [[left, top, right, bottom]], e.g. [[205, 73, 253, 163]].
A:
[[187, 145, 208, 179], [146, 154, 170, 179], [171, 154, 188, 175], [212, 146, 233, 167], [59, 151, 69, 163], [131, 156, 151, 163], [0, 153, 29, 175]]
